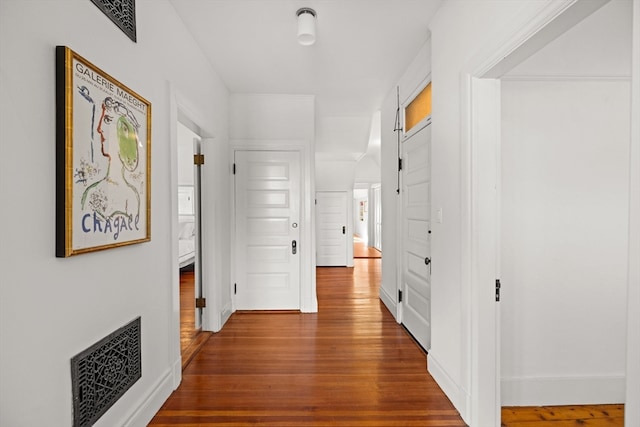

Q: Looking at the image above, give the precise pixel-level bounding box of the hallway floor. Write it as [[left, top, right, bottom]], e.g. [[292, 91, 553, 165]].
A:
[[150, 258, 465, 426]]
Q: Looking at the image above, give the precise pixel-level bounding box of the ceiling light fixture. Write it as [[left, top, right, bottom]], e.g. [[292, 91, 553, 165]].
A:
[[296, 7, 317, 46]]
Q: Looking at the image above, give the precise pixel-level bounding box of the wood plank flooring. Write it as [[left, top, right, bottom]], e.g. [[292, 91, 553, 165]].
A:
[[180, 269, 210, 370], [150, 258, 465, 426], [353, 236, 381, 258], [159, 261, 624, 426], [501, 404, 624, 427]]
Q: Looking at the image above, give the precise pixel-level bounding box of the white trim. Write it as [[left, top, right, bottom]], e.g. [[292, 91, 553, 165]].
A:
[[401, 75, 432, 141], [231, 144, 318, 313], [379, 284, 398, 322], [427, 353, 469, 423], [501, 375, 626, 406], [120, 367, 174, 427], [626, 1, 640, 425], [501, 74, 631, 81], [461, 2, 608, 426]]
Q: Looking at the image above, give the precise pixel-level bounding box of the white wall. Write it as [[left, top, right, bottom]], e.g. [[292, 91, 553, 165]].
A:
[[353, 189, 369, 241], [499, 0, 632, 405], [0, 1, 229, 425], [316, 159, 357, 191], [501, 80, 630, 404], [427, 1, 573, 421], [626, 1, 640, 425], [229, 93, 317, 313], [380, 38, 432, 318], [177, 122, 197, 186]]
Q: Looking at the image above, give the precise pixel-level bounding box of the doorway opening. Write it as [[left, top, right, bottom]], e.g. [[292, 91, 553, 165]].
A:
[[465, 1, 633, 425], [177, 119, 206, 366], [353, 188, 380, 259]]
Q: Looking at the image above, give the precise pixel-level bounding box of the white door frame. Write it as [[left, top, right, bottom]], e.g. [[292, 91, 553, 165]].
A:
[[316, 190, 350, 267], [231, 145, 317, 314], [463, 1, 640, 426]]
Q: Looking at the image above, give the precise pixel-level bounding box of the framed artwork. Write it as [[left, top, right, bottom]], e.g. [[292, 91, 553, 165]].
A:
[[178, 186, 195, 216], [56, 46, 151, 257]]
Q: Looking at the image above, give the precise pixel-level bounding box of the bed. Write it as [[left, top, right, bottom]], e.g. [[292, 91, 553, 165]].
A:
[[178, 216, 195, 269]]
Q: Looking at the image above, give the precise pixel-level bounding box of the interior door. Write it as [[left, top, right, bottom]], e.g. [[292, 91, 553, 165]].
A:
[[401, 123, 432, 351], [316, 191, 348, 266], [234, 150, 301, 310]]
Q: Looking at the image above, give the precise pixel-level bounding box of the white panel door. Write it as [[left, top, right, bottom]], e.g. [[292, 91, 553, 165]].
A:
[[235, 150, 301, 310], [401, 124, 431, 350], [316, 191, 348, 266]]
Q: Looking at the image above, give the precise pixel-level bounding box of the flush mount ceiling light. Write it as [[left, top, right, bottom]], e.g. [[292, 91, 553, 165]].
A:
[[296, 7, 317, 46]]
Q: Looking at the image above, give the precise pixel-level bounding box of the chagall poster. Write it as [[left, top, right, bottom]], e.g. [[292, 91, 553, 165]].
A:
[[56, 46, 151, 257]]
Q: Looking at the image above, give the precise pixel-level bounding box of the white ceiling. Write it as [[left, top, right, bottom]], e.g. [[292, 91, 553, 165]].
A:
[[169, 0, 442, 157]]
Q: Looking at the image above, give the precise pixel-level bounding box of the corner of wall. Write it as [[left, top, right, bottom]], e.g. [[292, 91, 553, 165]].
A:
[[427, 352, 469, 424]]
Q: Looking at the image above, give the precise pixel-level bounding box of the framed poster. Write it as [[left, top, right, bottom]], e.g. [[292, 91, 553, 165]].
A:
[[56, 46, 151, 257], [178, 186, 195, 216]]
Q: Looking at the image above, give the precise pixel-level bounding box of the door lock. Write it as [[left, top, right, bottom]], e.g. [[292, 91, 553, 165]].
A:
[[424, 257, 431, 265], [292, 240, 297, 255], [342, 226, 346, 234]]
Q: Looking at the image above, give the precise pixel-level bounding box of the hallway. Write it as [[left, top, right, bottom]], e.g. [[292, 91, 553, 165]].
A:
[[150, 258, 465, 426]]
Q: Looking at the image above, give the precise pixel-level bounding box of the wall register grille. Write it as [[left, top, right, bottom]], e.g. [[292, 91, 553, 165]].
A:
[[71, 317, 141, 427], [90, 0, 137, 42]]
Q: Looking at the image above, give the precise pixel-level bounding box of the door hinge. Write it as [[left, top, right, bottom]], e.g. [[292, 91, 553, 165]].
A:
[[194, 154, 205, 165], [398, 158, 403, 171], [398, 289, 403, 302], [234, 283, 237, 295], [232, 163, 236, 174], [195, 297, 206, 308], [495, 279, 501, 302]]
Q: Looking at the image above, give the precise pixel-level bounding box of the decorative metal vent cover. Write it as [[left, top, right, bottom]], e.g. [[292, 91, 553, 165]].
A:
[[71, 317, 141, 427], [90, 0, 137, 42]]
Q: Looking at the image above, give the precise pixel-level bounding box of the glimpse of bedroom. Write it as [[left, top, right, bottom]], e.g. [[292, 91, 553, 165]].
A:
[[177, 119, 203, 361]]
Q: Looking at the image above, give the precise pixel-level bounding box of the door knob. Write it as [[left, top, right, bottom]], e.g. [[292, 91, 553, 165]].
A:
[[424, 257, 431, 265]]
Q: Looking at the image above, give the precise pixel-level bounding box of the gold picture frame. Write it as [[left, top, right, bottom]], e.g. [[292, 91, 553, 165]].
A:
[[56, 46, 151, 257]]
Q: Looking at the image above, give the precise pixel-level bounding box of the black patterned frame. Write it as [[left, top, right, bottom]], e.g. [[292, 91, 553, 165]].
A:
[[90, 0, 137, 42], [71, 317, 141, 427]]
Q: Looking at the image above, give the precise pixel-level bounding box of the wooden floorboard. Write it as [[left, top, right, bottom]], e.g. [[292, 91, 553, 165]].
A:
[[501, 405, 624, 427], [151, 258, 465, 426], [159, 261, 623, 426], [353, 236, 381, 259]]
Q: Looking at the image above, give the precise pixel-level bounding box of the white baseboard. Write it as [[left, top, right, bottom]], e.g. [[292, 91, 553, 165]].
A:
[[379, 286, 398, 321], [220, 303, 233, 331], [501, 375, 626, 406], [427, 352, 469, 423], [121, 367, 176, 427]]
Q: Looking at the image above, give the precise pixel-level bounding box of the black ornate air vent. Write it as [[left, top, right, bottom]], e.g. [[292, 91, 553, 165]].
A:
[[71, 317, 141, 427], [90, 0, 137, 42]]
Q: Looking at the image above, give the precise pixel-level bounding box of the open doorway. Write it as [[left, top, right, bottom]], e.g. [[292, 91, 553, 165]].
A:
[[465, 1, 635, 425], [354, 187, 381, 259], [177, 119, 203, 363]]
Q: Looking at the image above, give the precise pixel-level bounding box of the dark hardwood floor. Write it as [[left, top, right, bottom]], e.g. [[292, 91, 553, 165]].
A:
[[180, 268, 211, 370], [159, 260, 624, 426], [151, 258, 465, 426]]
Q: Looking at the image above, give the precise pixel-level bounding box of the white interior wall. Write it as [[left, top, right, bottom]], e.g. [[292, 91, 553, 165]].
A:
[[501, 80, 630, 405], [380, 38, 432, 318], [0, 1, 230, 425], [499, 0, 632, 406], [626, 3, 640, 425], [315, 159, 357, 191], [426, 1, 575, 421], [177, 122, 197, 186], [353, 189, 369, 242], [229, 93, 317, 313]]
